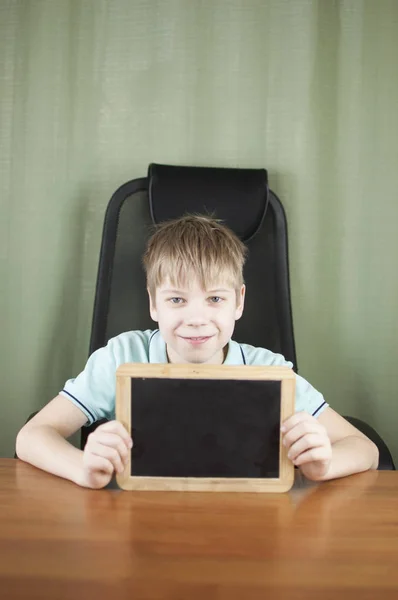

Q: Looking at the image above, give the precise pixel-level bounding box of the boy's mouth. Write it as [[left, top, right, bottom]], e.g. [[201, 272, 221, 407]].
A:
[[180, 336, 213, 345]]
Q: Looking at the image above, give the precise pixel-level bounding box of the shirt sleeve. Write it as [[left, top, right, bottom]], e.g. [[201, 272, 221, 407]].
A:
[[59, 342, 118, 426], [294, 373, 328, 417], [271, 355, 328, 418], [242, 344, 328, 418]]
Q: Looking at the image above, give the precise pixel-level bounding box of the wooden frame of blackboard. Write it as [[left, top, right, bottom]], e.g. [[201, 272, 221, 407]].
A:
[[116, 363, 296, 493]]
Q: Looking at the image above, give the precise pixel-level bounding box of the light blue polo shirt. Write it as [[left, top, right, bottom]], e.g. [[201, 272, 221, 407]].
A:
[[60, 329, 328, 425]]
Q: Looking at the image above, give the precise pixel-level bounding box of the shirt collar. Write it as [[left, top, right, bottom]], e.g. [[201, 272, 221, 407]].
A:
[[148, 329, 168, 363], [223, 339, 246, 365], [148, 330, 245, 365]]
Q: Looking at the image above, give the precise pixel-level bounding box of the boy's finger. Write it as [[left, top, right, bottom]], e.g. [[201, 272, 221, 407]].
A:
[[287, 433, 326, 461], [86, 454, 114, 476], [89, 442, 124, 474], [96, 420, 133, 448], [292, 446, 331, 466], [281, 411, 315, 432], [282, 420, 323, 448], [91, 432, 130, 463]]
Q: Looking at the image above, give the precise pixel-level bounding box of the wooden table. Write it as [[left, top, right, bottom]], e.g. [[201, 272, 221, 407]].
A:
[[0, 459, 397, 599]]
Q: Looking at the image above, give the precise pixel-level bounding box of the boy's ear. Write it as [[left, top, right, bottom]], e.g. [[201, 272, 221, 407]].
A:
[[235, 285, 246, 321], [147, 289, 158, 322]]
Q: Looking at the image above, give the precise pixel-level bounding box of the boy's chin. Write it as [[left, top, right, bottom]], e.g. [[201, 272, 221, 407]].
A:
[[183, 349, 225, 365], [166, 338, 228, 365], [168, 348, 224, 365]]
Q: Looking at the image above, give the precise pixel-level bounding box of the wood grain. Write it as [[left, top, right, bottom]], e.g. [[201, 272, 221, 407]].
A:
[[116, 362, 296, 380], [1, 459, 398, 599]]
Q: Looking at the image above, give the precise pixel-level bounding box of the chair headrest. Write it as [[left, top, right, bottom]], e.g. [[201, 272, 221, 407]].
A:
[[148, 163, 268, 242]]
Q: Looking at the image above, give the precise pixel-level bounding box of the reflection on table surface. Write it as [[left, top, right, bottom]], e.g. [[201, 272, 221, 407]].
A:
[[0, 459, 397, 600]]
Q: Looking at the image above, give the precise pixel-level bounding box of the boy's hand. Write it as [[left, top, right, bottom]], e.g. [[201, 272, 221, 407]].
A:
[[281, 412, 332, 480], [80, 421, 133, 489]]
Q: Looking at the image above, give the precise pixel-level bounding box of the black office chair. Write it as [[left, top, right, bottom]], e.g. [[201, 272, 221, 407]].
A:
[[82, 163, 394, 469], [18, 163, 394, 469]]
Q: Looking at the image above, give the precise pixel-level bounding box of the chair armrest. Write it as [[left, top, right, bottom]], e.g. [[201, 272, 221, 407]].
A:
[[343, 416, 395, 471]]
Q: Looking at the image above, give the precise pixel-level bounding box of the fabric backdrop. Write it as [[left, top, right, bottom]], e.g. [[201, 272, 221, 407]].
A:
[[1, 0, 397, 461]]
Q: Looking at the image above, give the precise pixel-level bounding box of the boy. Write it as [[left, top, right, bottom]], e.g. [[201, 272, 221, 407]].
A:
[[16, 215, 378, 488]]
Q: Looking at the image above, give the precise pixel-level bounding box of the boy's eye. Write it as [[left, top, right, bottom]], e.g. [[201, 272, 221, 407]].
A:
[[169, 297, 184, 304], [209, 296, 222, 303]]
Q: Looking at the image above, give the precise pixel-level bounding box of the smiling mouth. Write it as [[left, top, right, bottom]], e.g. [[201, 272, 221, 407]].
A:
[[180, 336, 213, 344]]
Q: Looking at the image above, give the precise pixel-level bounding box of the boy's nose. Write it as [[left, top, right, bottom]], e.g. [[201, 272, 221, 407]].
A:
[[184, 304, 209, 327], [185, 314, 209, 327]]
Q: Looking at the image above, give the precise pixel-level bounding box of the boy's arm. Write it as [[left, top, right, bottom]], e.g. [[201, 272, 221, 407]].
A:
[[16, 395, 131, 488], [282, 407, 379, 481], [16, 395, 88, 483]]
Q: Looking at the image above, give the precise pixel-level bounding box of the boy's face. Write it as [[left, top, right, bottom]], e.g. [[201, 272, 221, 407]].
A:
[[148, 277, 245, 365]]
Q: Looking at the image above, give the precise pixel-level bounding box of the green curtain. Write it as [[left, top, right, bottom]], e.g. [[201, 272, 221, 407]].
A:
[[1, 0, 397, 461]]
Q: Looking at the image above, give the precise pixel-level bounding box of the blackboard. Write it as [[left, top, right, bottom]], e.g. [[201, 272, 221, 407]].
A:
[[130, 378, 281, 478], [116, 363, 295, 492]]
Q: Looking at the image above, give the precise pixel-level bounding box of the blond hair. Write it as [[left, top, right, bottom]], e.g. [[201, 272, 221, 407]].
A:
[[143, 214, 247, 296]]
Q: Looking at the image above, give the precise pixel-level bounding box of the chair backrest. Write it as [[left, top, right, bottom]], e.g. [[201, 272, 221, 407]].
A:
[[81, 164, 396, 472], [89, 164, 298, 370]]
